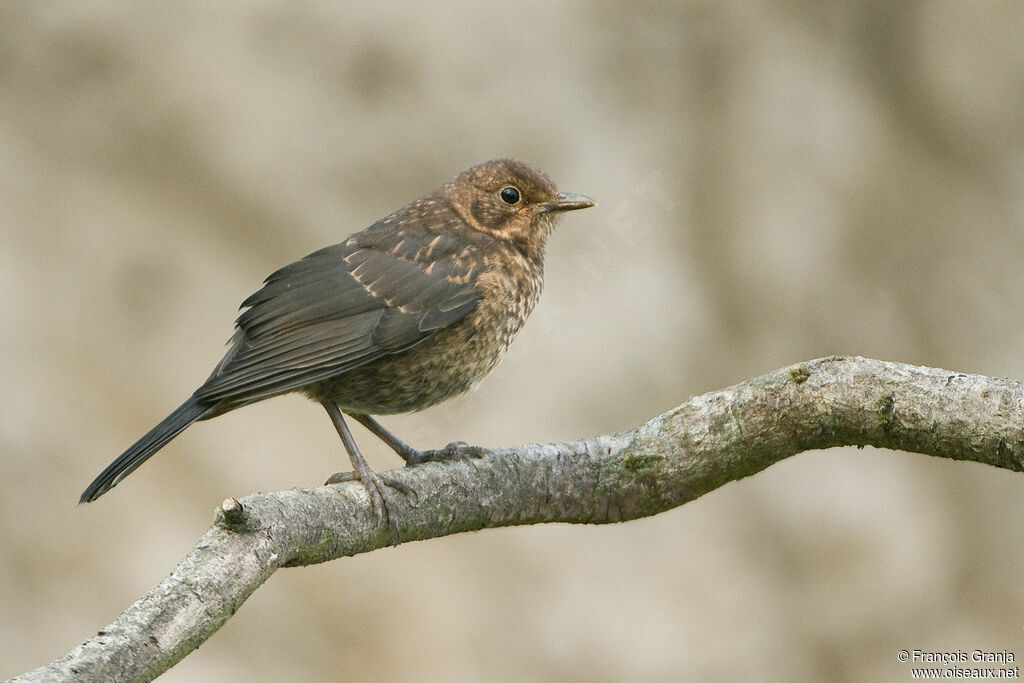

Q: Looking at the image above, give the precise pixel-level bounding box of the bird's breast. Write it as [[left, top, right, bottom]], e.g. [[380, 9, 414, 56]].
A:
[[307, 250, 545, 415]]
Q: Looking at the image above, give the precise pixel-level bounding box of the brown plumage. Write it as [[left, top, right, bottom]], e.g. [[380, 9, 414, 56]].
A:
[[80, 159, 594, 520]]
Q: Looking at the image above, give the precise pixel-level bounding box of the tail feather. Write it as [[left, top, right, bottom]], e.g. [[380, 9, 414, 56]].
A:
[[80, 397, 207, 503]]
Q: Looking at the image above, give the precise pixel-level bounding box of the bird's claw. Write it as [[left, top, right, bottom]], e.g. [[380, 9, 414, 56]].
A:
[[405, 441, 490, 466], [324, 468, 418, 527], [325, 471, 358, 484]]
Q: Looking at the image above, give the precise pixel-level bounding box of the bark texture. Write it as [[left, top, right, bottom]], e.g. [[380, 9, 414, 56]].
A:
[[14, 356, 1024, 682]]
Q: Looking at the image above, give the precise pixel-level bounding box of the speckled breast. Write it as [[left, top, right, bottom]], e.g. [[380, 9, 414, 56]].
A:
[[304, 249, 544, 415]]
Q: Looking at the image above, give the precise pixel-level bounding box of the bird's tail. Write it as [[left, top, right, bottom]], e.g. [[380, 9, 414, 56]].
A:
[[79, 397, 207, 503]]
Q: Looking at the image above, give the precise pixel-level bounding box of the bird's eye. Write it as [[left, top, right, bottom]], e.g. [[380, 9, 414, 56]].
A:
[[499, 186, 521, 205]]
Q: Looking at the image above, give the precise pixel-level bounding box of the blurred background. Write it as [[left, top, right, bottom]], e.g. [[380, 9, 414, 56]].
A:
[[3, 2, 1024, 680]]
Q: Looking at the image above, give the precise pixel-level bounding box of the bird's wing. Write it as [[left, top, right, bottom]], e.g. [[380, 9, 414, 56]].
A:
[[193, 237, 479, 406]]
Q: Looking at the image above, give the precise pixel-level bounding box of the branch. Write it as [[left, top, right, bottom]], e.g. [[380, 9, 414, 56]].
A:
[[15, 356, 1024, 681]]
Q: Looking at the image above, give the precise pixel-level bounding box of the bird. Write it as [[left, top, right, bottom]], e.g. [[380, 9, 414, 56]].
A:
[[80, 158, 595, 522]]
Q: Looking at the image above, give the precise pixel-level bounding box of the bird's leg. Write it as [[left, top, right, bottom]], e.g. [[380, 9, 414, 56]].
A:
[[348, 413, 490, 466], [321, 402, 412, 527]]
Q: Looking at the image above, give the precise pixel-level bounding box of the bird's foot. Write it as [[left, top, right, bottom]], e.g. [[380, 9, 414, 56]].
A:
[[325, 468, 415, 528], [404, 441, 490, 466]]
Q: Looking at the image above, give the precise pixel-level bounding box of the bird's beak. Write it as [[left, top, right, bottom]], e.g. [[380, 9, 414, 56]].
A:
[[542, 192, 597, 213]]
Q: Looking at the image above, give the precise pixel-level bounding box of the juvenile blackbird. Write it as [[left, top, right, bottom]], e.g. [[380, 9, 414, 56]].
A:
[[80, 159, 595, 521]]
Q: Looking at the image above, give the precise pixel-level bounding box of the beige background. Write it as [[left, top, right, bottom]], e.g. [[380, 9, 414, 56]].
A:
[[3, 2, 1024, 681]]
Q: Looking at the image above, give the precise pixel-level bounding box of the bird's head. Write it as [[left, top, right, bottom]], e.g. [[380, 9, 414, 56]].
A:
[[444, 158, 595, 260]]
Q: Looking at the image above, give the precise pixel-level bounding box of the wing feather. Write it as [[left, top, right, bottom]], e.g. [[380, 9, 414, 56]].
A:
[[194, 228, 479, 407]]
